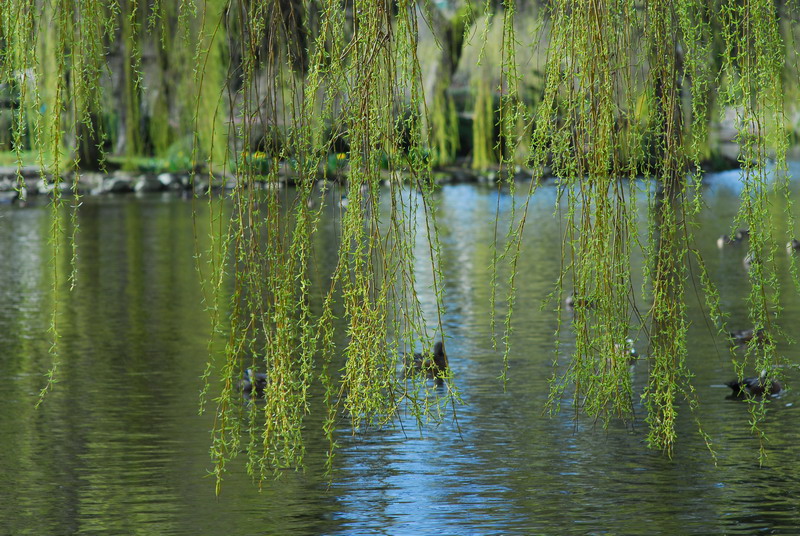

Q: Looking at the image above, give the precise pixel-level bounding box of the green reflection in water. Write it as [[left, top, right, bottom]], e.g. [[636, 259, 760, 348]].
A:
[[0, 181, 799, 534]]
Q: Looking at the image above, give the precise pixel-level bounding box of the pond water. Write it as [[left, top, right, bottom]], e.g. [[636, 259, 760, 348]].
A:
[[1, 169, 800, 535]]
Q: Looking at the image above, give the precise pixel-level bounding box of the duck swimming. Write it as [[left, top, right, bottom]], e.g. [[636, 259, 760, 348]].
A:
[[565, 294, 595, 310], [596, 338, 639, 374], [716, 234, 737, 248], [729, 328, 768, 346], [239, 368, 267, 397], [743, 252, 754, 270], [725, 370, 782, 397], [716, 229, 749, 248], [618, 338, 639, 361], [407, 341, 448, 385]]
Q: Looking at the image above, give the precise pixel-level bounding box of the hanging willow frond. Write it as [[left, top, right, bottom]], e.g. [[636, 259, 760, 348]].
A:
[[4, 0, 796, 486]]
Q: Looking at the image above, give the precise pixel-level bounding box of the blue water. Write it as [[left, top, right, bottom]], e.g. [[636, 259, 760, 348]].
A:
[[1, 171, 799, 535]]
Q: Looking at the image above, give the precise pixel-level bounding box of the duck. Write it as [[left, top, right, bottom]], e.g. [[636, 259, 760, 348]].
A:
[[239, 368, 267, 397], [729, 328, 768, 346], [787, 239, 800, 252], [599, 338, 639, 373], [407, 341, 448, 385], [716, 230, 749, 248], [725, 370, 782, 397], [618, 338, 639, 361], [565, 294, 594, 310], [716, 234, 737, 248]]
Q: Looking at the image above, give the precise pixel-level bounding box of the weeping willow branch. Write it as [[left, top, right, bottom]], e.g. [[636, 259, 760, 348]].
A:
[[530, 0, 640, 427], [4, 0, 797, 487], [719, 0, 788, 461]]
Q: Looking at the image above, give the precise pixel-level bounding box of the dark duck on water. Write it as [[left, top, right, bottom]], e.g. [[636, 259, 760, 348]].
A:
[[565, 293, 595, 310], [407, 341, 448, 385], [239, 368, 267, 398], [716, 229, 749, 249], [725, 370, 782, 398], [729, 328, 768, 346]]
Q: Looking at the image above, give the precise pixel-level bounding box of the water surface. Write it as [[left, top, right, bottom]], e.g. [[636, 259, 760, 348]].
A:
[[1, 172, 799, 535]]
